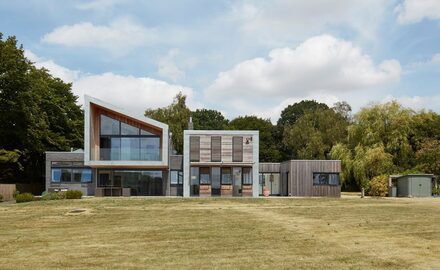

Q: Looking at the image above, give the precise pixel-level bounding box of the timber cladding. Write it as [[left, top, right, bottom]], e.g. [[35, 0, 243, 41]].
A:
[[189, 134, 254, 163], [281, 160, 341, 197]]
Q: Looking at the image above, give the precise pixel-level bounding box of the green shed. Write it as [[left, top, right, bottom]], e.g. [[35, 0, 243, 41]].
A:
[[389, 174, 434, 197]]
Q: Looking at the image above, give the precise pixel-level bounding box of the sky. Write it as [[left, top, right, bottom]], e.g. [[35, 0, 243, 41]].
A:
[[1, 0, 440, 122]]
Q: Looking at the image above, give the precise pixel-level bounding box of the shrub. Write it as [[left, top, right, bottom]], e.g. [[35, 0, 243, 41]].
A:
[[65, 190, 83, 199], [368, 175, 389, 197], [15, 193, 34, 203], [41, 192, 62, 200], [433, 187, 440, 196], [0, 194, 3, 202], [13, 190, 20, 199]]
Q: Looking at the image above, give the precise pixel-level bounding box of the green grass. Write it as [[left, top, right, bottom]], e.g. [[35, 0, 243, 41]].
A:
[[0, 197, 439, 269]]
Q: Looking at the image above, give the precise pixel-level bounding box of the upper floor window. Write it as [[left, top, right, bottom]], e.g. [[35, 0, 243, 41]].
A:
[[99, 114, 161, 161], [313, 173, 340, 186]]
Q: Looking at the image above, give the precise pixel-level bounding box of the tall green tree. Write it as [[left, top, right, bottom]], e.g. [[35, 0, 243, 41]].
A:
[[228, 116, 281, 162], [283, 108, 348, 159], [192, 109, 228, 130], [0, 34, 83, 185], [277, 100, 329, 159], [145, 92, 190, 154]]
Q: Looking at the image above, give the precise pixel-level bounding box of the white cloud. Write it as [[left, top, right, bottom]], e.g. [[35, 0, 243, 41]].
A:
[[26, 51, 195, 115], [205, 34, 401, 118], [75, 0, 125, 11], [42, 18, 158, 54], [229, 0, 388, 44], [395, 0, 440, 24], [383, 95, 440, 112], [157, 49, 185, 82], [24, 50, 80, 82]]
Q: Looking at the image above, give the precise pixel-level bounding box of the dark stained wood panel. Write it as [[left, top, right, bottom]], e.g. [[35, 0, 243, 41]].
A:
[[232, 136, 243, 162], [211, 136, 221, 162], [190, 136, 200, 162]]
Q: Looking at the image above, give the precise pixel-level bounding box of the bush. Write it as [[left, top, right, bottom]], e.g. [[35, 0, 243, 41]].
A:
[[0, 194, 3, 202], [13, 190, 20, 199], [368, 175, 389, 197], [41, 192, 62, 200], [15, 193, 34, 203], [433, 187, 440, 196], [65, 190, 82, 199]]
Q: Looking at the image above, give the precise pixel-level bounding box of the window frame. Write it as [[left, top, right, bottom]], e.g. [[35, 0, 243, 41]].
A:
[[312, 172, 340, 186], [221, 167, 232, 185], [51, 167, 93, 184]]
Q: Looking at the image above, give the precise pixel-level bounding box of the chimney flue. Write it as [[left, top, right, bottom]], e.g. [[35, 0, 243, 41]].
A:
[[188, 116, 193, 130]]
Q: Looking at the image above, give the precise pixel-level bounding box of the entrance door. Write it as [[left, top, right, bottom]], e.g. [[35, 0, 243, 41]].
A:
[[211, 167, 221, 196], [233, 167, 242, 196]]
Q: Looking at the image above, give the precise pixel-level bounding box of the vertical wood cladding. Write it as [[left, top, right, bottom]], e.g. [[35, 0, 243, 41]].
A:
[[232, 136, 243, 162], [190, 136, 200, 162], [279, 160, 341, 197], [211, 136, 221, 162], [190, 134, 253, 163]]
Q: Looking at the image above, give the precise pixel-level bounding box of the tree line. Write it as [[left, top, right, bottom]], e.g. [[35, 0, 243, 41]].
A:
[[1, 33, 439, 193], [146, 94, 440, 192]]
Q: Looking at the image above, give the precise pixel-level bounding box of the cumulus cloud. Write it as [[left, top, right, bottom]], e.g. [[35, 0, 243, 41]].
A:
[[26, 51, 194, 115], [157, 49, 185, 82], [24, 50, 80, 82], [205, 34, 401, 117], [230, 0, 388, 44], [41, 18, 158, 54], [395, 0, 440, 24], [383, 95, 440, 112]]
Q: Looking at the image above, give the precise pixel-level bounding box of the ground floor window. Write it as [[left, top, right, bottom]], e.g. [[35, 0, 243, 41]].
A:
[[190, 167, 199, 196], [98, 170, 164, 196], [170, 170, 183, 185], [259, 172, 280, 195], [313, 173, 340, 186], [51, 167, 92, 183]]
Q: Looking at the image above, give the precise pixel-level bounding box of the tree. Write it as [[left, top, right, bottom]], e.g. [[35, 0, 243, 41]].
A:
[[277, 100, 329, 159], [283, 108, 348, 159], [192, 109, 228, 130], [228, 116, 281, 162], [329, 143, 353, 188], [415, 139, 440, 176], [145, 92, 190, 154], [332, 101, 352, 121], [348, 101, 414, 170], [0, 34, 84, 186]]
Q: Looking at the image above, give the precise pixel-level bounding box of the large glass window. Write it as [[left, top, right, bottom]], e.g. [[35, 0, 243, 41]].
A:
[[99, 114, 161, 161], [313, 173, 340, 186], [51, 167, 92, 183], [242, 167, 252, 185], [98, 170, 163, 196], [100, 115, 120, 135], [221, 167, 232, 184], [199, 167, 210, 184]]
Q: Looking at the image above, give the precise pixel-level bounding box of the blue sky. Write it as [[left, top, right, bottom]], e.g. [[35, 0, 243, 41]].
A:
[[1, 0, 440, 122]]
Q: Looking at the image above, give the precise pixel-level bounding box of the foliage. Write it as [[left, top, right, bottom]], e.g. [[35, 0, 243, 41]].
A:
[[277, 100, 329, 127], [329, 143, 352, 186], [192, 109, 228, 130], [332, 101, 352, 121], [415, 139, 440, 176], [41, 192, 62, 200], [283, 108, 348, 159], [0, 194, 3, 202], [0, 149, 22, 181], [13, 190, 20, 199], [433, 187, 440, 195], [0, 34, 83, 184], [228, 116, 282, 162], [145, 92, 190, 154], [15, 192, 34, 203], [348, 101, 414, 169], [65, 190, 83, 199], [368, 175, 389, 197]]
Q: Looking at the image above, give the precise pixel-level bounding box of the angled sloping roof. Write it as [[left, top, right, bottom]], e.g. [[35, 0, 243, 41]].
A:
[[84, 95, 168, 130]]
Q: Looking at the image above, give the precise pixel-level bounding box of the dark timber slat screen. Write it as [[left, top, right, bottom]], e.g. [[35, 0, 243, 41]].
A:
[[232, 136, 243, 162], [190, 136, 200, 162], [211, 136, 221, 162]]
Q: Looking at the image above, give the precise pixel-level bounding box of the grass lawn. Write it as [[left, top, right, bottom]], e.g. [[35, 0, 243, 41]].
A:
[[0, 197, 439, 270]]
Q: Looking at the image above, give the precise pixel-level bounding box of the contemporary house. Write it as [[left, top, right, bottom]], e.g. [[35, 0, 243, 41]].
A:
[[45, 95, 342, 197]]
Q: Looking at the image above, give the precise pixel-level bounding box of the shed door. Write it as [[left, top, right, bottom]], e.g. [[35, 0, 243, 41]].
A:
[[411, 178, 431, 197]]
